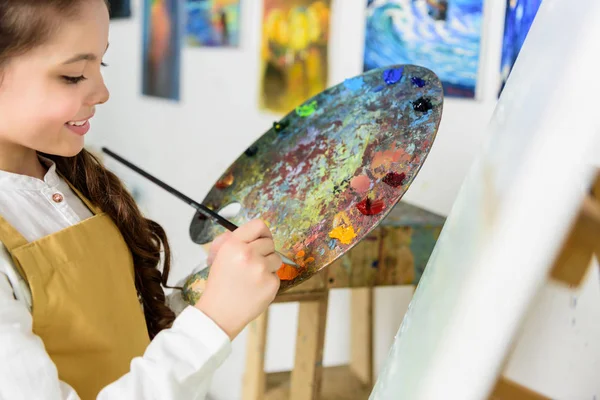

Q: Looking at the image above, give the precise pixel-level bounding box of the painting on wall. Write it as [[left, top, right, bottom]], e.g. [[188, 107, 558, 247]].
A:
[[499, 0, 543, 96], [108, 0, 132, 19], [259, 0, 331, 114], [142, 0, 181, 101], [364, 0, 484, 99], [186, 0, 241, 47]]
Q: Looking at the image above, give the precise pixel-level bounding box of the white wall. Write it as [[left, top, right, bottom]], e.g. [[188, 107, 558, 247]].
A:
[[88, 0, 600, 398]]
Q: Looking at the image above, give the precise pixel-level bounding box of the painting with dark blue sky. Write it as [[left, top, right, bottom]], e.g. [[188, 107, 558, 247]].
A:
[[364, 0, 483, 99], [499, 0, 543, 96]]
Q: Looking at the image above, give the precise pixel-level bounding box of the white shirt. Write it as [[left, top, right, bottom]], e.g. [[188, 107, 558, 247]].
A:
[[0, 159, 230, 399]]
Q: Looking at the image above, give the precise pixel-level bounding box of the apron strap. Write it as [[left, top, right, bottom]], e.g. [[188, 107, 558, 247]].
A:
[[56, 171, 102, 215], [0, 214, 29, 251], [65, 181, 102, 215]]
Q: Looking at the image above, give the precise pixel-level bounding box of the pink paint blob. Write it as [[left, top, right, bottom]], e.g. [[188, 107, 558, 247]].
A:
[[350, 175, 371, 193]]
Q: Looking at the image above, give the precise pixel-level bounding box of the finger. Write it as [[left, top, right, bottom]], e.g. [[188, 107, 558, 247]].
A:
[[265, 253, 283, 273], [249, 238, 276, 257], [207, 232, 232, 265], [232, 219, 273, 243], [269, 272, 281, 294], [210, 232, 232, 253]]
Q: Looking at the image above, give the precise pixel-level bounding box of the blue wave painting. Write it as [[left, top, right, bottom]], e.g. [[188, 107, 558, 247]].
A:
[[499, 0, 543, 96], [364, 0, 483, 98]]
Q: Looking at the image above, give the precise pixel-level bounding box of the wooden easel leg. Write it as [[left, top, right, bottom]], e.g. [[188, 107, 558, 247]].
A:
[[550, 169, 600, 287], [491, 175, 600, 400], [350, 287, 374, 387], [290, 292, 329, 400], [550, 195, 600, 287], [243, 310, 269, 400], [489, 377, 550, 400], [591, 172, 600, 268]]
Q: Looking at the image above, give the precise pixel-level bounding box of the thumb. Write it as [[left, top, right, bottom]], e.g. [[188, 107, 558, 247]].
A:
[[207, 232, 233, 265]]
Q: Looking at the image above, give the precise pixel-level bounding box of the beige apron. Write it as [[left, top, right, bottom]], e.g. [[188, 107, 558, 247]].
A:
[[0, 181, 150, 399]]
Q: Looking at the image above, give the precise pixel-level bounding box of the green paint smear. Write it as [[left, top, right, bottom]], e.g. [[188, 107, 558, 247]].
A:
[[181, 268, 210, 305], [296, 100, 318, 117]]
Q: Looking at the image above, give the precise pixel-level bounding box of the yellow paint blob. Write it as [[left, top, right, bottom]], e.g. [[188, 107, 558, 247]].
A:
[[328, 225, 357, 245]]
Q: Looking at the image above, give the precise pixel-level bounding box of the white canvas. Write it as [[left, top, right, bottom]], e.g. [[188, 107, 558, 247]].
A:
[[370, 0, 600, 398]]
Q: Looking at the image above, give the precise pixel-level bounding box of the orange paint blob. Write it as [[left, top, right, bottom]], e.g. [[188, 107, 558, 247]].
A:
[[372, 149, 401, 169], [328, 225, 357, 244], [371, 148, 411, 178], [350, 175, 371, 193], [296, 250, 305, 258], [277, 263, 300, 280], [216, 172, 235, 189], [304, 257, 315, 264]]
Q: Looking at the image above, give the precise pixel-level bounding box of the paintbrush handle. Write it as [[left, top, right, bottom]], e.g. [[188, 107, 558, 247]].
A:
[[101, 148, 298, 267], [191, 203, 238, 231], [101, 147, 236, 230]]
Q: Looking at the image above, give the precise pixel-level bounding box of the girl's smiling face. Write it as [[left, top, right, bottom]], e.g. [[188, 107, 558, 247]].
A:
[[0, 0, 110, 158]]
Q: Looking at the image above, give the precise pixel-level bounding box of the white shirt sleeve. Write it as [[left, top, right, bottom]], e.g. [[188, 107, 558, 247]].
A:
[[0, 270, 231, 400]]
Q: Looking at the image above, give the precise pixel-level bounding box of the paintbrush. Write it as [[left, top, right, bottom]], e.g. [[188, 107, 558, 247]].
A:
[[101, 147, 299, 267]]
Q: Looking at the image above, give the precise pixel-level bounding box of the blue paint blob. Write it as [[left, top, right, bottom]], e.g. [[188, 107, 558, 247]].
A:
[[411, 76, 427, 87], [344, 76, 364, 92], [328, 239, 337, 249], [371, 260, 379, 268], [383, 67, 403, 85], [373, 85, 384, 93]]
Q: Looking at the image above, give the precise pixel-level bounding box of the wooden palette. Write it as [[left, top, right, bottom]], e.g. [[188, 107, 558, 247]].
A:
[[184, 64, 443, 301]]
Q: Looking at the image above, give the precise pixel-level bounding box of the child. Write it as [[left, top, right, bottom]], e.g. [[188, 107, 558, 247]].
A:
[[0, 0, 281, 398]]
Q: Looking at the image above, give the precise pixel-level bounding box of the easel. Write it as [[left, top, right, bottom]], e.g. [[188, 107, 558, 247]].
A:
[[242, 171, 600, 400], [242, 202, 445, 400], [489, 170, 600, 399]]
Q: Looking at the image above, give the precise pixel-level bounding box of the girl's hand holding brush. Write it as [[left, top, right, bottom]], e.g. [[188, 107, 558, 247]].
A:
[[194, 220, 281, 340]]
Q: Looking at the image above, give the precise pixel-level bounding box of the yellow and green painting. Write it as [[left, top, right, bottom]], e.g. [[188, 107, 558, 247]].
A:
[[259, 0, 331, 114]]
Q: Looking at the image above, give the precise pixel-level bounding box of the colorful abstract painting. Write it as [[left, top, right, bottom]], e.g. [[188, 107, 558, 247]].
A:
[[499, 0, 543, 96], [183, 65, 443, 302], [142, 0, 181, 100], [186, 0, 241, 47], [259, 0, 331, 114], [108, 0, 131, 19], [364, 0, 483, 99]]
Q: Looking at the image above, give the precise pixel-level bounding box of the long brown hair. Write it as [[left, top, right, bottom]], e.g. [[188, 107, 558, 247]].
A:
[[0, 0, 176, 339]]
